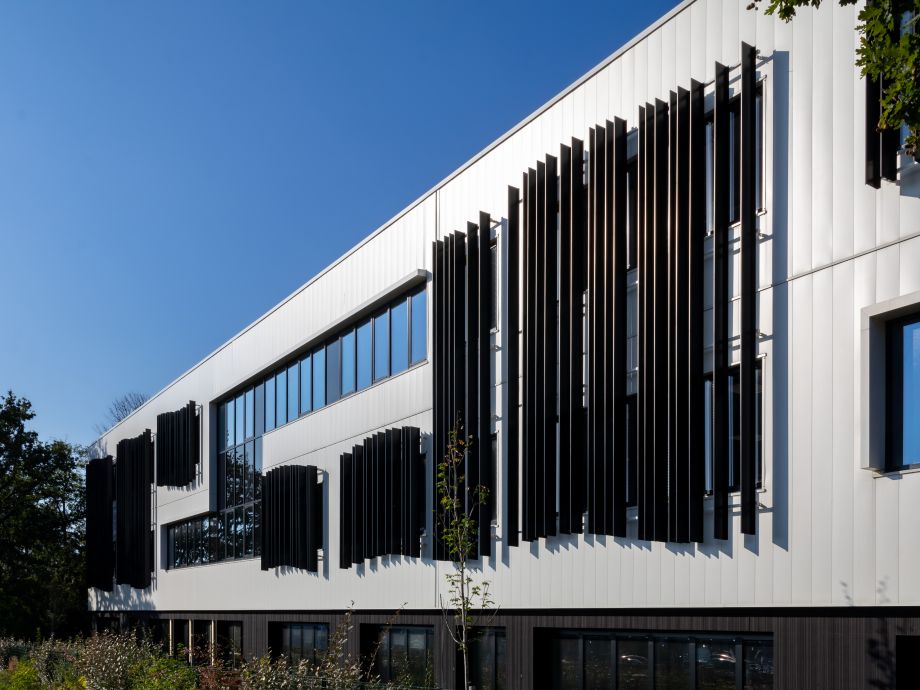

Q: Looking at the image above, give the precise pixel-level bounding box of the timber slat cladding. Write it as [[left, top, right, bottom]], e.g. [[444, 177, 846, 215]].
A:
[[431, 222, 495, 558], [154, 401, 199, 487], [86, 455, 115, 591], [339, 426, 424, 567], [115, 430, 154, 589], [260, 464, 322, 573]]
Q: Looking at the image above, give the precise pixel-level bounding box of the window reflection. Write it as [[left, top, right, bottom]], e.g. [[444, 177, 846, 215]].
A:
[[357, 320, 373, 389], [313, 348, 326, 408], [326, 339, 342, 404], [411, 290, 427, 364], [300, 355, 312, 414], [391, 300, 409, 375], [374, 311, 390, 381], [342, 330, 356, 395], [287, 362, 299, 422]]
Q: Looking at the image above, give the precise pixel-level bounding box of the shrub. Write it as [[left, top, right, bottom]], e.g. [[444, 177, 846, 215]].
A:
[[0, 659, 42, 690], [127, 655, 197, 690], [71, 632, 153, 690]]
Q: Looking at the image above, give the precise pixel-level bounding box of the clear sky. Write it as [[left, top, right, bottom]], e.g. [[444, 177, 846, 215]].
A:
[[0, 0, 678, 445]]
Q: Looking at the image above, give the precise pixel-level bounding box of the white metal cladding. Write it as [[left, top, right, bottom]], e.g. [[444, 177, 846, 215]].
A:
[[90, 0, 920, 614]]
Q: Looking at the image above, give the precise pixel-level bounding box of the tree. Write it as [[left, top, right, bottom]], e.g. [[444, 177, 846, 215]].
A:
[[436, 421, 495, 690], [0, 392, 86, 638], [751, 0, 919, 157], [95, 391, 150, 435]]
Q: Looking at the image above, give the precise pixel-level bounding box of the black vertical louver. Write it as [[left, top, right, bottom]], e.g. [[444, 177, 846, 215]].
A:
[[154, 401, 199, 487], [86, 456, 115, 591], [712, 62, 731, 541], [115, 430, 154, 589], [740, 43, 759, 535], [478, 211, 494, 556], [261, 464, 322, 573], [339, 426, 424, 567], [506, 185, 521, 547]]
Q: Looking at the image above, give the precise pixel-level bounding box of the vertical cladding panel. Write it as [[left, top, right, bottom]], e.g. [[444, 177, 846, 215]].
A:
[[507, 186, 521, 547], [535, 160, 547, 539], [115, 430, 153, 589], [652, 99, 669, 543], [524, 167, 538, 542], [611, 118, 628, 538], [478, 211, 493, 555], [740, 42, 758, 535], [593, 125, 608, 536], [688, 79, 706, 543], [543, 154, 558, 538], [340, 453, 353, 568], [86, 456, 114, 591], [637, 107, 651, 542], [603, 121, 615, 537], [453, 231, 467, 545], [712, 63, 731, 541], [410, 426, 423, 558], [587, 127, 599, 536], [466, 221, 480, 558], [432, 239, 444, 559], [668, 91, 680, 543], [353, 444, 365, 564], [571, 138, 587, 533], [559, 144, 573, 535]]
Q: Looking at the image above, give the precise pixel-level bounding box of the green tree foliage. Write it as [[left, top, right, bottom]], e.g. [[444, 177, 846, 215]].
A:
[[755, 0, 919, 157], [0, 392, 86, 639]]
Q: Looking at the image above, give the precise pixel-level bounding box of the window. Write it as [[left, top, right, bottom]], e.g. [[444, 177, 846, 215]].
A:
[[410, 289, 427, 364], [265, 376, 276, 432], [173, 619, 190, 660], [216, 621, 243, 668], [469, 628, 506, 690], [370, 625, 434, 685], [342, 330, 356, 395], [244, 389, 254, 440], [887, 314, 920, 467], [234, 393, 244, 446], [544, 630, 772, 690], [300, 354, 312, 414], [326, 339, 342, 404], [275, 370, 287, 428], [254, 383, 265, 436], [357, 319, 373, 389], [313, 348, 326, 408], [703, 361, 764, 493], [287, 362, 299, 422], [192, 620, 211, 665], [270, 623, 329, 665], [391, 299, 409, 375], [374, 311, 390, 381]]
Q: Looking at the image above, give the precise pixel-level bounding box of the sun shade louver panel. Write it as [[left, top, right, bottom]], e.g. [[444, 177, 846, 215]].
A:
[[86, 456, 115, 591], [115, 430, 154, 589], [506, 185, 521, 547], [338, 426, 424, 567], [155, 401, 199, 487], [477, 211, 494, 556], [261, 464, 322, 573]]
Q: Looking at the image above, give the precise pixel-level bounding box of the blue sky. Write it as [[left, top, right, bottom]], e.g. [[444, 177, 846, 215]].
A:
[[0, 0, 677, 444]]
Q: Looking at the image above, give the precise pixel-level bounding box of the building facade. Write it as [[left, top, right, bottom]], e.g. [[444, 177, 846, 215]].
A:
[[86, 0, 920, 687]]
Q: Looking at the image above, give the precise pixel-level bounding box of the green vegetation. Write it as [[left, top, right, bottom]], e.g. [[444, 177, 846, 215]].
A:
[[754, 0, 919, 157]]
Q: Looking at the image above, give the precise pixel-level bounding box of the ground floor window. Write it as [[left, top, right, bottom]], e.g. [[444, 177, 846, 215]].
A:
[[365, 625, 434, 686], [544, 630, 773, 690], [268, 622, 328, 666], [172, 619, 190, 661], [468, 627, 507, 690], [216, 621, 243, 668]]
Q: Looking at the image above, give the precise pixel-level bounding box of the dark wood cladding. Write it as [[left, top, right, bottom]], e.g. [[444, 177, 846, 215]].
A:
[[506, 185, 521, 547], [86, 455, 114, 591], [115, 430, 154, 589], [339, 427, 423, 568], [260, 464, 322, 573], [688, 78, 706, 543], [712, 62, 731, 541], [155, 401, 199, 488], [432, 221, 494, 558], [740, 43, 758, 535], [559, 139, 587, 535], [117, 606, 920, 690]]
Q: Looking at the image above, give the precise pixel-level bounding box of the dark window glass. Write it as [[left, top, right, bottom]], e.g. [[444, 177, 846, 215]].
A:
[[704, 362, 763, 493], [173, 620, 190, 659], [218, 402, 228, 452], [234, 506, 244, 557], [617, 638, 649, 690], [490, 241, 499, 329], [300, 355, 312, 414], [215, 621, 243, 669], [265, 376, 275, 431], [275, 370, 287, 427], [244, 505, 254, 557], [470, 628, 506, 690], [743, 640, 773, 690], [224, 511, 234, 559], [313, 348, 326, 408], [254, 438, 263, 496], [235, 394, 244, 446], [244, 441, 254, 503], [265, 376, 276, 432], [287, 362, 299, 422], [552, 636, 580, 689], [272, 623, 329, 665], [889, 316, 920, 467], [254, 383, 265, 436], [391, 299, 409, 375], [584, 636, 613, 690], [326, 339, 342, 404], [245, 388, 254, 440], [372, 625, 433, 685], [697, 639, 737, 689], [357, 320, 373, 389], [410, 290, 427, 364], [341, 330, 356, 395], [253, 501, 261, 556], [655, 639, 691, 690], [374, 311, 390, 380]]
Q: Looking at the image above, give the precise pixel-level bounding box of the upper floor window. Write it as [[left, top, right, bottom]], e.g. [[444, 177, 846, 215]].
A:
[[888, 314, 920, 467]]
